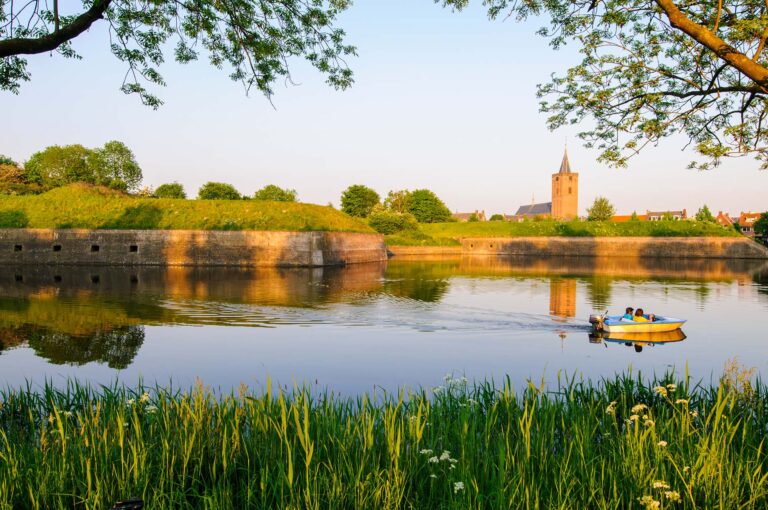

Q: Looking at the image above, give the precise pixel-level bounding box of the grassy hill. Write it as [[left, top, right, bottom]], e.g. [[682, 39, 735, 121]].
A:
[[0, 185, 373, 232], [385, 219, 740, 246]]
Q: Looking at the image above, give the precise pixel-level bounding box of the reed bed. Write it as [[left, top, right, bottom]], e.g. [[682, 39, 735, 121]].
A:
[[0, 371, 766, 509]]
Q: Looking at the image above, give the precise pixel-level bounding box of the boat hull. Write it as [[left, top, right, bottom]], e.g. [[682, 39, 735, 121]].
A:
[[603, 321, 685, 333]]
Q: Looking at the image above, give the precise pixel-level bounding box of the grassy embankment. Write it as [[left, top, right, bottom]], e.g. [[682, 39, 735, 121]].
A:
[[385, 220, 740, 246], [1, 371, 766, 508], [0, 185, 373, 232]]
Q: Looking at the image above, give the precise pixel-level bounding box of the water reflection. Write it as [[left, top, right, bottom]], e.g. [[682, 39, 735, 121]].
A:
[[0, 255, 766, 372]]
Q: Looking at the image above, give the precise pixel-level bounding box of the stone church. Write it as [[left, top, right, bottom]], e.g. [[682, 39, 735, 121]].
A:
[[514, 149, 579, 220]]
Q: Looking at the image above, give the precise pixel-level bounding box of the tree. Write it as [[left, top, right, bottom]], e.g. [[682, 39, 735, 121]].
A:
[[89, 141, 143, 192], [754, 212, 768, 238], [489, 214, 505, 221], [468, 213, 480, 222], [253, 184, 298, 202], [586, 196, 615, 221], [24, 144, 93, 187], [340, 185, 380, 218], [406, 189, 452, 223], [1, 0, 354, 107], [695, 205, 716, 223], [662, 211, 676, 221], [383, 190, 412, 213], [198, 182, 241, 200], [0, 155, 17, 166], [443, 0, 768, 169], [630, 211, 640, 221], [154, 182, 187, 199]]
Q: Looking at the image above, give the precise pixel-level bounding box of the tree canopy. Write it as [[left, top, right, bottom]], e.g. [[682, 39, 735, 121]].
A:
[[340, 185, 379, 218], [198, 182, 241, 200], [754, 212, 768, 238], [695, 205, 716, 222], [443, 0, 768, 169], [253, 185, 298, 202], [406, 189, 452, 223], [1, 0, 355, 106], [154, 182, 186, 199], [586, 196, 616, 221]]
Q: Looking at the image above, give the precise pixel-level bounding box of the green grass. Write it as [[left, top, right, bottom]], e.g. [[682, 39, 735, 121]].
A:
[[383, 220, 740, 246], [0, 184, 373, 232], [1, 371, 766, 509]]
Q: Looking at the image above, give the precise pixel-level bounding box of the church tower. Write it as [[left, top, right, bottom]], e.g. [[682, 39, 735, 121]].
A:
[[551, 148, 578, 220]]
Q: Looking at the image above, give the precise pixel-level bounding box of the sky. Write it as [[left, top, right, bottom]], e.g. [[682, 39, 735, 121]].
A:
[[1, 0, 766, 216]]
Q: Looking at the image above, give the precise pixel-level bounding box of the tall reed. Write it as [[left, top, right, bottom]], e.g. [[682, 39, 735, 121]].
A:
[[0, 371, 766, 509]]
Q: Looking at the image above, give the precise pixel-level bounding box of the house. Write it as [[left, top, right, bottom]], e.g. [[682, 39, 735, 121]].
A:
[[646, 209, 687, 221], [514, 202, 552, 220], [737, 212, 762, 237], [452, 210, 486, 222], [715, 211, 734, 228]]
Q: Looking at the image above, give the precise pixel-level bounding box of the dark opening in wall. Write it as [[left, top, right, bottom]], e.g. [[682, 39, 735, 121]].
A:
[[130, 275, 139, 284], [91, 275, 100, 284], [129, 245, 139, 253], [52, 245, 62, 252], [54, 275, 62, 283], [14, 275, 22, 283], [91, 245, 100, 252], [13, 245, 22, 252]]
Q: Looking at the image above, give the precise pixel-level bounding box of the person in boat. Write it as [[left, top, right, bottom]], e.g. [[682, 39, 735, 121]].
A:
[[622, 307, 634, 320], [633, 308, 655, 322]]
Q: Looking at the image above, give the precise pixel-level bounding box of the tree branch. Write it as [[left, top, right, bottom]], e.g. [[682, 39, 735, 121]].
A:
[[0, 0, 111, 58], [655, 0, 768, 91]]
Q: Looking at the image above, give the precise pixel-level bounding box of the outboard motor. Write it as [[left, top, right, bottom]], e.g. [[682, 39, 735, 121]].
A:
[[589, 314, 605, 331]]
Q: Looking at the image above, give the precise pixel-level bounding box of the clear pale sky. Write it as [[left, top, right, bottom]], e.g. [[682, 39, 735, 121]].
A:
[[2, 0, 766, 215]]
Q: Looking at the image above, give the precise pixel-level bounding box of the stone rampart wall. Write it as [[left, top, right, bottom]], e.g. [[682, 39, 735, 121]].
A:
[[460, 236, 768, 259], [0, 229, 387, 267]]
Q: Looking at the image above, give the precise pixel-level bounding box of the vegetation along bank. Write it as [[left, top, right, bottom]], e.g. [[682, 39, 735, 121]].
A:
[[0, 371, 766, 508]]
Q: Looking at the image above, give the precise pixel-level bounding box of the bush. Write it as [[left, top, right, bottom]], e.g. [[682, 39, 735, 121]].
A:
[[406, 189, 452, 223], [587, 196, 616, 221], [341, 185, 379, 218], [198, 182, 241, 200], [253, 184, 297, 202], [154, 182, 187, 199], [489, 214, 504, 221], [695, 205, 716, 223], [368, 209, 418, 234]]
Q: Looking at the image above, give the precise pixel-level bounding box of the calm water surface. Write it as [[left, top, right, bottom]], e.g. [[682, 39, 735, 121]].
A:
[[0, 256, 766, 393]]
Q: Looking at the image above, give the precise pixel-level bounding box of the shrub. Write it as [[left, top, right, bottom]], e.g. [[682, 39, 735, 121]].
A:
[[383, 190, 412, 213], [368, 209, 418, 234], [406, 189, 452, 223], [198, 182, 241, 200], [695, 205, 716, 222], [489, 214, 504, 221], [253, 184, 298, 202], [341, 185, 379, 218], [154, 182, 187, 199]]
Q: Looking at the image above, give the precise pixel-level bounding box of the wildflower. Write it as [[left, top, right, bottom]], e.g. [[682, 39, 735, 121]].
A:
[[642, 414, 649, 420], [47, 414, 54, 424], [683, 466, 690, 474], [432, 386, 444, 395], [430, 474, 437, 479], [439, 450, 451, 461], [631, 403, 647, 413], [654, 386, 668, 397], [657, 440, 668, 447], [449, 458, 458, 464], [62, 411, 73, 418], [453, 481, 464, 493], [629, 414, 640, 421], [126, 398, 135, 407], [449, 464, 456, 470], [652, 481, 670, 490], [146, 405, 158, 414], [428, 456, 439, 463], [691, 410, 699, 418], [644, 420, 655, 427], [420, 449, 433, 455], [663, 490, 681, 502], [675, 399, 689, 405], [638, 495, 661, 509], [139, 392, 150, 404], [605, 401, 617, 415], [666, 384, 677, 392]]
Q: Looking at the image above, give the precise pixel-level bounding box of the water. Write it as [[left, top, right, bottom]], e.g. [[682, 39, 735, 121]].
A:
[[0, 256, 766, 394]]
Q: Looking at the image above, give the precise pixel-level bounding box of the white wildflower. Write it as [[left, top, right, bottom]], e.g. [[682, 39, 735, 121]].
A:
[[631, 403, 647, 413], [126, 398, 135, 407], [657, 440, 668, 447], [666, 384, 677, 392], [663, 490, 681, 502], [638, 495, 661, 510], [453, 481, 464, 493], [419, 449, 433, 455], [139, 392, 150, 404], [629, 414, 640, 421], [146, 405, 158, 414], [428, 456, 439, 463], [62, 411, 73, 418], [430, 474, 437, 479], [439, 450, 451, 461], [652, 480, 670, 490]]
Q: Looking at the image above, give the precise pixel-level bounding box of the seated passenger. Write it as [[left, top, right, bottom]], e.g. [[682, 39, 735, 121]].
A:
[[622, 307, 634, 320], [634, 308, 654, 322]]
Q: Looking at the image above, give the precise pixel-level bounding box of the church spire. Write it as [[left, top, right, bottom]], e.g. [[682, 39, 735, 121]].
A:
[[559, 147, 572, 174]]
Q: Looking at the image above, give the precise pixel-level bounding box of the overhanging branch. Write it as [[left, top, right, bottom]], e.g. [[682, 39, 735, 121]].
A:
[[0, 0, 111, 58]]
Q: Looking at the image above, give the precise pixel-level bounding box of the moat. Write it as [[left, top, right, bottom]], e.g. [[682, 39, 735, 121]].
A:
[[1, 255, 766, 393]]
